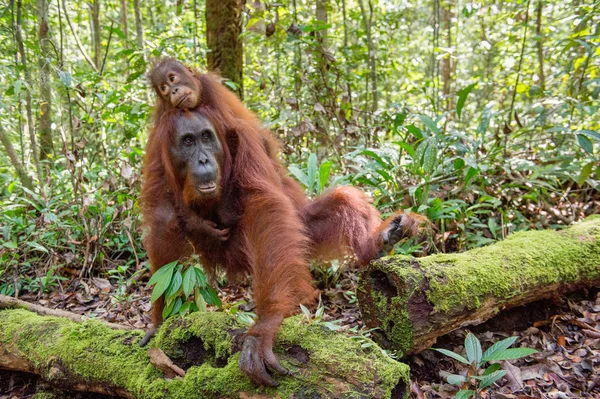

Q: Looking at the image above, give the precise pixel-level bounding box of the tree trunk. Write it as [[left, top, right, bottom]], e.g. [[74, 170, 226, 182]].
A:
[[535, 0, 545, 92], [358, 0, 377, 115], [120, 0, 129, 47], [442, 0, 454, 113], [0, 308, 409, 399], [0, 126, 32, 190], [134, 0, 144, 49], [15, 0, 42, 183], [91, 0, 101, 69], [358, 216, 600, 355], [206, 0, 243, 98], [37, 0, 54, 161]]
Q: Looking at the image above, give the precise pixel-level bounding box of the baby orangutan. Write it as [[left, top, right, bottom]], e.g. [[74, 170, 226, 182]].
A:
[[149, 59, 201, 110]]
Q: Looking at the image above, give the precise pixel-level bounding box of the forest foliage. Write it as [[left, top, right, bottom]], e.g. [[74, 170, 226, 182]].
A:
[[0, 0, 599, 298]]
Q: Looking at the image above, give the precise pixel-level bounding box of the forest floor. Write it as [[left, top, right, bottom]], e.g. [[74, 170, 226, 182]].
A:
[[1, 268, 599, 399]]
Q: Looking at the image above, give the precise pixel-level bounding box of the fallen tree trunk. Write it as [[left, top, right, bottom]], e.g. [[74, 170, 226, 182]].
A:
[[0, 308, 409, 399], [358, 216, 600, 355]]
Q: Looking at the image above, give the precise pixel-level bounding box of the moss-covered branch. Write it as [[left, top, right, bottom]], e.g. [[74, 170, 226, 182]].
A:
[[0, 309, 409, 398], [358, 216, 600, 355]]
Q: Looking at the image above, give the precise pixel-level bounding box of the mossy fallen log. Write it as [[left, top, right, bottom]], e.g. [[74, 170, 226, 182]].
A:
[[0, 309, 409, 399], [358, 216, 600, 355]]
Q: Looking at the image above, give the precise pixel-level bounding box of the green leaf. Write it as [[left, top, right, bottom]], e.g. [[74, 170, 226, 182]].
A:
[[307, 153, 318, 195], [27, 242, 48, 253], [465, 333, 482, 365], [194, 266, 208, 287], [318, 161, 332, 193], [577, 129, 600, 141], [288, 165, 309, 187], [162, 297, 176, 319], [418, 114, 440, 135], [195, 287, 207, 311], [148, 261, 177, 286], [455, 390, 475, 399], [477, 369, 507, 389], [200, 286, 221, 307], [165, 269, 183, 299], [423, 139, 437, 174], [432, 348, 470, 365], [456, 83, 477, 120], [178, 301, 190, 316], [577, 134, 594, 154], [454, 158, 465, 171], [481, 336, 518, 362], [447, 374, 466, 386], [578, 161, 595, 186], [171, 297, 183, 316], [482, 347, 537, 361], [182, 267, 197, 297], [482, 363, 502, 375]]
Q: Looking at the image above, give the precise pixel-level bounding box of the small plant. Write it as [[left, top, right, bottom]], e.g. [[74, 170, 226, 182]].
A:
[[288, 153, 338, 197], [298, 303, 341, 331], [434, 333, 537, 398], [147, 256, 221, 319]]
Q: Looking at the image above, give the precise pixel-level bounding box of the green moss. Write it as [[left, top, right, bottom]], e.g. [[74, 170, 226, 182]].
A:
[[362, 216, 600, 353], [0, 309, 409, 399]]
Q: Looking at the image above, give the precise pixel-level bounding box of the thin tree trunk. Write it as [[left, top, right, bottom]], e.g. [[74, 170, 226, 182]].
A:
[[0, 126, 33, 190], [134, 0, 144, 49], [15, 0, 42, 183], [61, 0, 98, 72], [316, 0, 328, 44], [341, 0, 352, 104], [442, 1, 454, 113], [91, 0, 101, 69], [535, 0, 545, 92], [358, 0, 377, 114], [206, 0, 243, 97], [120, 0, 129, 46], [37, 0, 54, 161]]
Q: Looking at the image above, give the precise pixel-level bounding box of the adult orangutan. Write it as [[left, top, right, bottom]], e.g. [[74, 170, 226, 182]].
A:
[[140, 71, 430, 387]]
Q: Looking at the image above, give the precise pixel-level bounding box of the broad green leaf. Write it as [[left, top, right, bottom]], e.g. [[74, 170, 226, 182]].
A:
[[318, 161, 332, 192], [200, 286, 221, 307], [577, 129, 600, 141], [578, 161, 595, 186], [171, 297, 183, 316], [433, 348, 470, 365], [162, 297, 176, 319], [148, 261, 177, 286], [419, 114, 440, 134], [406, 124, 423, 139], [577, 134, 594, 154], [456, 83, 477, 120], [454, 158, 465, 171], [482, 363, 502, 375], [465, 333, 482, 365], [195, 287, 207, 311], [447, 374, 466, 386], [165, 269, 183, 299], [481, 336, 518, 362], [482, 347, 537, 361], [361, 149, 390, 168], [182, 267, 197, 297], [455, 390, 475, 399], [307, 153, 318, 195], [477, 369, 507, 389], [423, 139, 437, 174], [194, 266, 208, 287], [178, 301, 191, 316], [288, 165, 309, 187], [27, 242, 48, 253]]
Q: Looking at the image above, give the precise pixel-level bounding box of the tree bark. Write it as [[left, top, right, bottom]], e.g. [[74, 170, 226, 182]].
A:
[[0, 126, 32, 190], [15, 0, 42, 183], [535, 0, 545, 92], [0, 308, 409, 399], [206, 0, 243, 98], [120, 0, 129, 47], [358, 0, 377, 115], [91, 0, 101, 69], [36, 0, 54, 161], [134, 0, 144, 49], [358, 216, 600, 355]]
